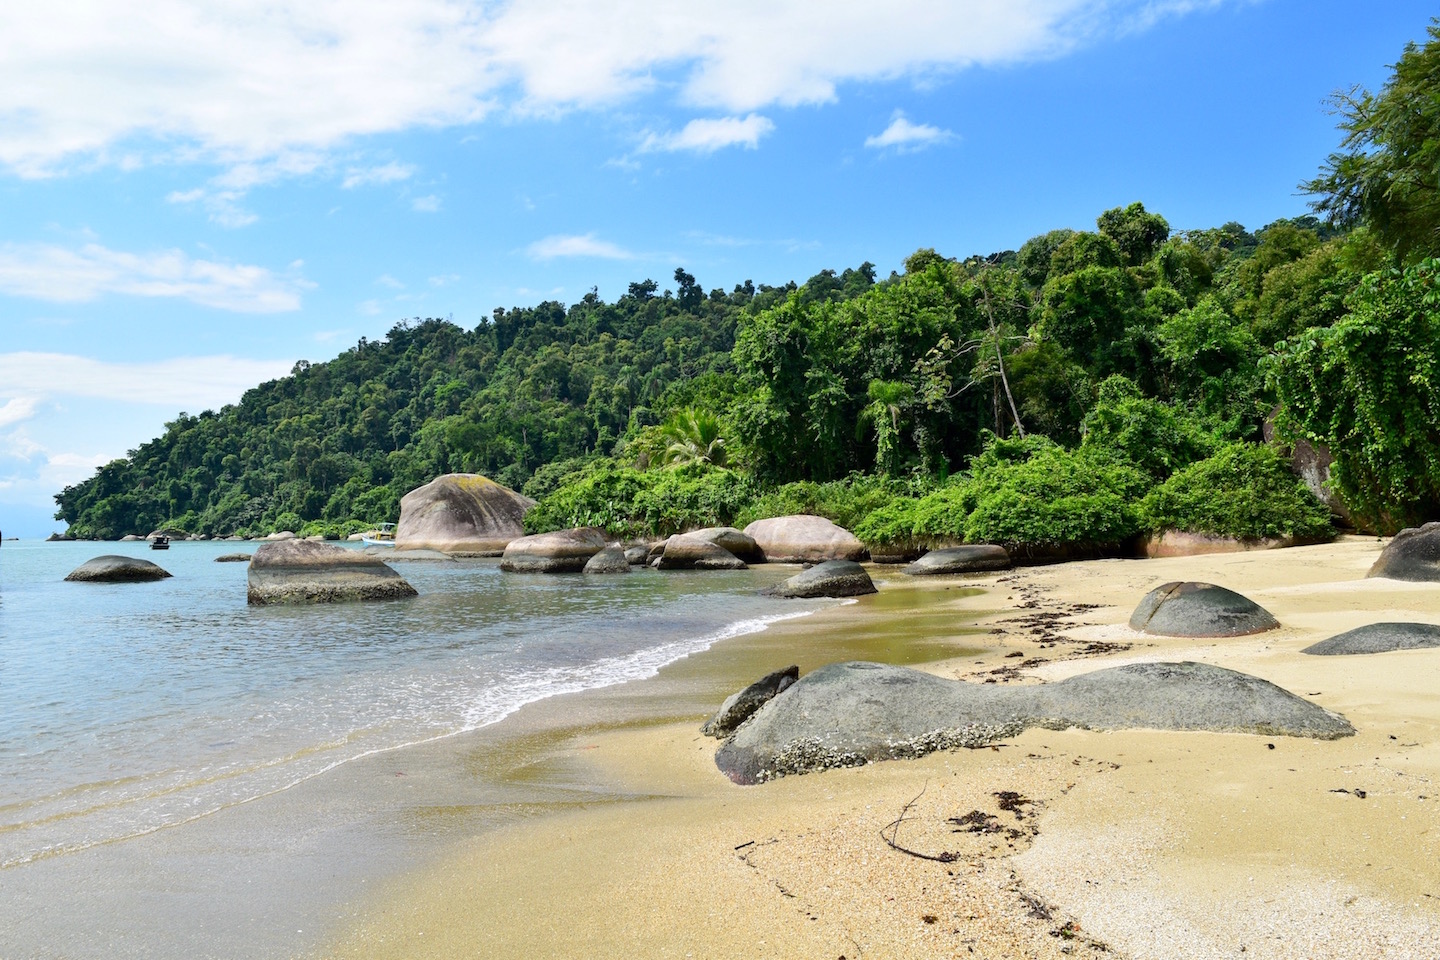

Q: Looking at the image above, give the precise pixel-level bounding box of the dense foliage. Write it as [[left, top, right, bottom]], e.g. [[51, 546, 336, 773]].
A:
[[55, 21, 1440, 546]]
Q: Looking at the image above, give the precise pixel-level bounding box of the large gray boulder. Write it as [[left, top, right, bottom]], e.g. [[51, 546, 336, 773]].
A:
[[1303, 622, 1440, 656], [1368, 523, 1440, 582], [715, 660, 1353, 784], [395, 474, 536, 556], [500, 527, 609, 573], [246, 540, 417, 605], [764, 559, 877, 598], [65, 555, 173, 583], [904, 545, 1011, 576], [658, 535, 746, 570], [1128, 581, 1280, 637], [583, 544, 631, 574], [743, 515, 866, 563], [685, 527, 765, 563], [702, 666, 800, 739]]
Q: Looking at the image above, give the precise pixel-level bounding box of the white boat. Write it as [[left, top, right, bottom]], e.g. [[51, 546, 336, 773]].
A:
[[360, 522, 397, 547]]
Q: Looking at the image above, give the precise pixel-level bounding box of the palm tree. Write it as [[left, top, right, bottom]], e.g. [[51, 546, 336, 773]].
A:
[[659, 409, 728, 468]]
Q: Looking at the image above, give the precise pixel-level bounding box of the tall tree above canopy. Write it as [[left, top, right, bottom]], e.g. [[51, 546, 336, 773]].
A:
[[1304, 20, 1440, 261]]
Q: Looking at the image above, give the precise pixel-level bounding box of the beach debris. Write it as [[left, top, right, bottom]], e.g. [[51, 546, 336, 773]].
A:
[[64, 555, 173, 583], [246, 539, 417, 604], [715, 660, 1353, 784], [762, 559, 877, 599], [395, 473, 535, 556], [1128, 581, 1280, 637], [1302, 621, 1440, 655], [500, 527, 608, 573], [582, 544, 631, 574], [1367, 521, 1440, 581], [702, 665, 800, 738], [657, 535, 747, 570], [742, 515, 867, 563], [904, 545, 1011, 576]]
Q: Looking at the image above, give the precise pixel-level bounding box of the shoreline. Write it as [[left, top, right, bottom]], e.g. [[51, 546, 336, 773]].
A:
[[316, 537, 1440, 959]]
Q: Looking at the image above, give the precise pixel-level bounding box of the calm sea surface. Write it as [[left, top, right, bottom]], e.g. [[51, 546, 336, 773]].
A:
[[0, 539, 826, 954]]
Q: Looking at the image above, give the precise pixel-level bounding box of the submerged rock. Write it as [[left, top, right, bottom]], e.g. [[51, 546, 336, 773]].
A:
[[742, 515, 866, 564], [246, 540, 417, 605], [904, 545, 1011, 576], [500, 527, 609, 573], [395, 473, 535, 556], [702, 666, 800, 739], [715, 660, 1353, 784], [214, 553, 253, 563], [1302, 622, 1440, 656], [1368, 522, 1440, 582], [583, 545, 632, 574], [65, 555, 173, 583], [764, 559, 877, 598], [367, 548, 456, 562], [1128, 581, 1279, 637], [658, 536, 746, 570]]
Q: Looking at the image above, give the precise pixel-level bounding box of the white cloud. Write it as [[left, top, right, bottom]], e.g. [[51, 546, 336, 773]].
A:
[[0, 396, 39, 429], [639, 114, 774, 154], [0, 353, 295, 409], [342, 161, 415, 189], [411, 194, 442, 212], [865, 115, 956, 152], [526, 233, 635, 260], [0, 242, 311, 312], [429, 274, 460, 286], [0, 1, 1235, 176], [376, 274, 405, 289], [358, 299, 384, 316]]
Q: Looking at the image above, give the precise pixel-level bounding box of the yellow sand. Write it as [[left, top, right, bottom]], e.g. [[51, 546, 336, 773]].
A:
[[318, 538, 1440, 959]]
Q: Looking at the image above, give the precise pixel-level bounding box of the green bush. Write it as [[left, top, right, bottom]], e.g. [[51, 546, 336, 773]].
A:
[[852, 482, 972, 546], [523, 466, 654, 535], [524, 464, 759, 537], [1138, 443, 1334, 541], [733, 474, 933, 531], [963, 444, 1150, 552], [273, 511, 303, 534]]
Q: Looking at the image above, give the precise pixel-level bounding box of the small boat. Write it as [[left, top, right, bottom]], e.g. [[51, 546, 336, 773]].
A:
[[151, 535, 171, 550], [360, 523, 396, 547]]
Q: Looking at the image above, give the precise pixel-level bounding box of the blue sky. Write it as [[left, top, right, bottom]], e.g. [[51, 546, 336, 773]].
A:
[[1, 0, 1434, 536]]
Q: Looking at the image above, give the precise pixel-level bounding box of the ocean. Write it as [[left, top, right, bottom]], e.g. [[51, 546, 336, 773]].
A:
[[0, 539, 829, 958]]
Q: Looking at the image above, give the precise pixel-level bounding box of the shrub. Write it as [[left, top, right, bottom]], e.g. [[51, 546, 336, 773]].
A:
[[963, 445, 1150, 552], [1080, 375, 1214, 480], [733, 474, 933, 531], [524, 464, 759, 537], [523, 466, 653, 535], [1138, 443, 1334, 541]]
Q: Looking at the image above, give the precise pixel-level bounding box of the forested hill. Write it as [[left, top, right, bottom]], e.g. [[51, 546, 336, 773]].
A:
[[53, 267, 877, 538]]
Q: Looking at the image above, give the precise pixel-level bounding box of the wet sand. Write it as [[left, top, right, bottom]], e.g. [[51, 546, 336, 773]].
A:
[[317, 538, 1440, 959]]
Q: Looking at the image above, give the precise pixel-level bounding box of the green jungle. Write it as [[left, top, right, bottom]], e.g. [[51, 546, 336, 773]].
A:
[[55, 27, 1440, 550]]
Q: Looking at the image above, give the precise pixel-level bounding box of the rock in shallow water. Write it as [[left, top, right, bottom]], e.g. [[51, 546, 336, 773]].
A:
[[701, 666, 799, 738], [742, 515, 866, 563], [214, 553, 253, 563], [1302, 621, 1440, 656], [246, 540, 417, 605], [1368, 522, 1440, 582], [583, 545, 631, 574], [65, 555, 173, 583], [1128, 581, 1279, 637], [500, 528, 609, 573], [715, 660, 1353, 784], [763, 559, 876, 598], [395, 473, 535, 556], [658, 535, 746, 570], [683, 526, 765, 563], [904, 545, 1011, 576]]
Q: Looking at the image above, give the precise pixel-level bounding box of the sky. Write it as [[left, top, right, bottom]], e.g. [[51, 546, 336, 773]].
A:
[[0, 0, 1435, 537]]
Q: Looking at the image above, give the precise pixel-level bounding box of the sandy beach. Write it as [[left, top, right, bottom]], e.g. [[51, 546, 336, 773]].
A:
[[317, 537, 1440, 959]]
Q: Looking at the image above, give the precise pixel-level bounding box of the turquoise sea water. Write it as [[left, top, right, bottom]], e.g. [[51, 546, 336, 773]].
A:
[[0, 539, 825, 956]]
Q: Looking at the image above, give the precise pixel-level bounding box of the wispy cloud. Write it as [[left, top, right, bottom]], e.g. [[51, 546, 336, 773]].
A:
[[0, 396, 39, 429], [526, 233, 635, 260], [0, 2, 1239, 176], [411, 194, 442, 213], [865, 114, 955, 152], [639, 114, 775, 154], [0, 242, 312, 312], [342, 161, 415, 188], [0, 353, 296, 408], [428, 273, 460, 286]]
